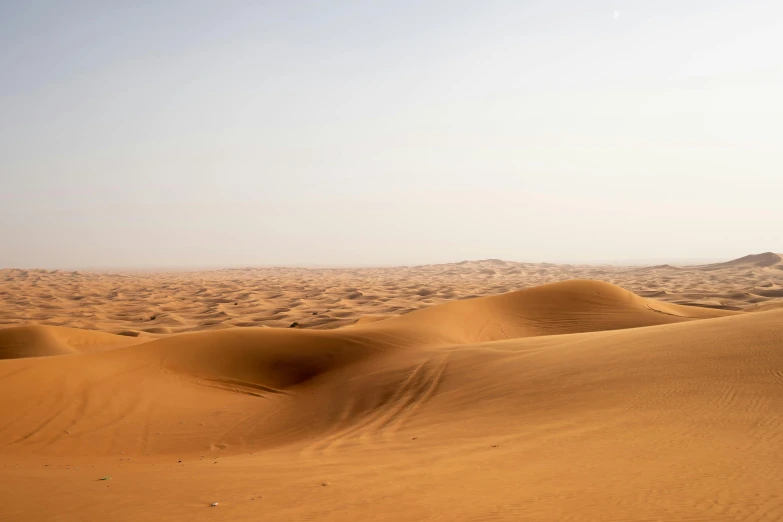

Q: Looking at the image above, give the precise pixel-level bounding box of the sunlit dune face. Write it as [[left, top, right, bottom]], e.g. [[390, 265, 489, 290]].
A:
[[1, 266, 783, 521]]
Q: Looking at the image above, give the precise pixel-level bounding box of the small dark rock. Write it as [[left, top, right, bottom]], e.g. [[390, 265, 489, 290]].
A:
[[290, 322, 299, 328]]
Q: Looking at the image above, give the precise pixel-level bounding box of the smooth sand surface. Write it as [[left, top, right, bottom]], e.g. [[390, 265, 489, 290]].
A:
[[2, 254, 783, 521]]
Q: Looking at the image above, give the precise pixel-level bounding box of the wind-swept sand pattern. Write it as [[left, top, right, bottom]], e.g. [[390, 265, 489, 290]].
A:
[[1, 253, 781, 335], [1, 256, 783, 521]]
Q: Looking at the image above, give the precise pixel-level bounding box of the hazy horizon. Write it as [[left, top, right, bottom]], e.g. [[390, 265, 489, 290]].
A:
[[2, 253, 777, 272], [2, 1, 782, 269]]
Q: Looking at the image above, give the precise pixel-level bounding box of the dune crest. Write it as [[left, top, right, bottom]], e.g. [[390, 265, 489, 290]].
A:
[[357, 279, 734, 344]]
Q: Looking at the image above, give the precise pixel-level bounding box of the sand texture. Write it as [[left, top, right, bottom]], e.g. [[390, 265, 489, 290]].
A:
[[2, 253, 783, 521], [2, 252, 782, 336]]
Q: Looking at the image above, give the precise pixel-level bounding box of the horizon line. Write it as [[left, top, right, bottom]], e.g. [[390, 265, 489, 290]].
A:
[[3, 253, 779, 273]]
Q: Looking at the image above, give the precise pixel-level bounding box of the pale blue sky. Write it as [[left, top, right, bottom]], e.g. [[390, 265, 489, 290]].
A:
[[1, 1, 781, 268]]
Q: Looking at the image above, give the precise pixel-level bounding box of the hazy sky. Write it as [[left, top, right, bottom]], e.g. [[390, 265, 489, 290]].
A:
[[1, 1, 782, 268]]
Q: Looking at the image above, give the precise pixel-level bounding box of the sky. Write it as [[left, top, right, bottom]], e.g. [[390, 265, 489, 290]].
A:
[[1, 1, 782, 268]]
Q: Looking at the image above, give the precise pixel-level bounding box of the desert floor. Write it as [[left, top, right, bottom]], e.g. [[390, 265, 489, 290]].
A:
[[1, 252, 783, 521]]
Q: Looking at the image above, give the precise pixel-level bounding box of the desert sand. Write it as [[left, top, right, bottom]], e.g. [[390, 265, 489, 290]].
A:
[[2, 253, 783, 521], [2, 252, 782, 336]]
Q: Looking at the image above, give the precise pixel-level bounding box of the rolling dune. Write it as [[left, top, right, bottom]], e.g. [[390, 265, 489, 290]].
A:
[[0, 325, 145, 360], [2, 269, 783, 521], [1, 253, 781, 335]]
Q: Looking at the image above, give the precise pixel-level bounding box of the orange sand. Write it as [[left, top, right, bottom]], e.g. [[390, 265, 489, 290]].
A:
[[2, 252, 781, 335], [2, 254, 783, 521]]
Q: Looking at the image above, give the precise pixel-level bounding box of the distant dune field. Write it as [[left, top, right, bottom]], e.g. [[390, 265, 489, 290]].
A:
[[1, 252, 781, 335], [2, 254, 783, 521]]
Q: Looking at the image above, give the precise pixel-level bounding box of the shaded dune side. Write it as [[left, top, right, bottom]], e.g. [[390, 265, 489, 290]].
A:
[[0, 325, 146, 360], [0, 325, 428, 456]]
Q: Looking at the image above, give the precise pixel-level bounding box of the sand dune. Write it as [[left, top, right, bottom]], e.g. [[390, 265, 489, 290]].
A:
[[0, 280, 733, 362], [2, 269, 783, 521], [0, 324, 145, 360], [695, 251, 783, 270], [1, 253, 781, 335], [2, 255, 783, 521], [357, 279, 735, 346]]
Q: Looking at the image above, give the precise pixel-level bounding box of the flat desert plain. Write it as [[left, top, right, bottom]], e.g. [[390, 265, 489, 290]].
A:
[[1, 252, 783, 521]]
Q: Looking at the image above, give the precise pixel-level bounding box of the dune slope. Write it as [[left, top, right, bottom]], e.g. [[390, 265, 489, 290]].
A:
[[0, 280, 781, 521], [0, 324, 145, 359], [361, 279, 735, 343]]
